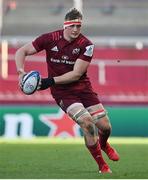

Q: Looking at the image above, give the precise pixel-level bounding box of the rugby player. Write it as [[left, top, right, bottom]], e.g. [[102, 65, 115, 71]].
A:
[[15, 8, 119, 173]]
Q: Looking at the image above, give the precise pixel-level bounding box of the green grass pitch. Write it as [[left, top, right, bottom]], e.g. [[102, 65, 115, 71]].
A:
[[0, 137, 148, 179]]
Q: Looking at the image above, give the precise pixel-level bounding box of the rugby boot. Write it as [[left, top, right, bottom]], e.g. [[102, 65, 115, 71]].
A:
[[99, 163, 112, 174], [102, 142, 120, 161]]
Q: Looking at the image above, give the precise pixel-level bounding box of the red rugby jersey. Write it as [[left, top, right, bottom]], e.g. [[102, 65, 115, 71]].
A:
[[32, 29, 95, 98]]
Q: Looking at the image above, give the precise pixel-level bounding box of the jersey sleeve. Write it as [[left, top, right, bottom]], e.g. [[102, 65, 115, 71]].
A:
[[79, 42, 94, 62], [32, 33, 52, 52]]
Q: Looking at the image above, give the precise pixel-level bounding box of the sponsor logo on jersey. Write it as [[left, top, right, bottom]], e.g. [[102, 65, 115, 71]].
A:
[[50, 58, 75, 65], [84, 45, 94, 57], [62, 55, 69, 60], [51, 46, 59, 52], [72, 48, 80, 55]]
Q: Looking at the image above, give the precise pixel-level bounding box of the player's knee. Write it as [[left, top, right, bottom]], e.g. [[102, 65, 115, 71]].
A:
[[101, 127, 111, 136], [80, 118, 96, 136], [96, 115, 112, 132], [81, 117, 94, 131], [73, 113, 96, 136]]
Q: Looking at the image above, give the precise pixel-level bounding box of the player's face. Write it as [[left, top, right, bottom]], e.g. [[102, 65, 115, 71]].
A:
[[66, 24, 81, 39], [64, 23, 82, 41]]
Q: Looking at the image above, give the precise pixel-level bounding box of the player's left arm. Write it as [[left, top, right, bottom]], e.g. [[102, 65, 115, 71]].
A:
[[54, 59, 89, 84], [39, 59, 90, 90], [53, 43, 94, 84], [39, 42, 94, 90]]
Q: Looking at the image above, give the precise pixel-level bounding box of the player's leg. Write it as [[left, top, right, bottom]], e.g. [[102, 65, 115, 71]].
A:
[[66, 103, 111, 173], [87, 103, 119, 161]]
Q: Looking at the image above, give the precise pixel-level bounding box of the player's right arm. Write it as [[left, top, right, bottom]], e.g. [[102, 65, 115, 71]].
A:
[[15, 42, 37, 77], [15, 42, 38, 90]]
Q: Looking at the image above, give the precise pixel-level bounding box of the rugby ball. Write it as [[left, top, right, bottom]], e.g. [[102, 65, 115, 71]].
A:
[[22, 71, 40, 95]]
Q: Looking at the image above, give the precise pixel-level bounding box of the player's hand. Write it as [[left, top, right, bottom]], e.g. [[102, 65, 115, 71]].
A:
[[37, 75, 42, 90], [18, 72, 27, 90], [37, 77, 55, 90]]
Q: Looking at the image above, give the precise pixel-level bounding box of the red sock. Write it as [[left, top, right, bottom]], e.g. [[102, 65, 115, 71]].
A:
[[98, 129, 110, 149], [86, 140, 106, 169]]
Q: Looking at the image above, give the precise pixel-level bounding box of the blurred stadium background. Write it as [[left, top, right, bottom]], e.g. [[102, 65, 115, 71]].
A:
[[0, 0, 148, 138]]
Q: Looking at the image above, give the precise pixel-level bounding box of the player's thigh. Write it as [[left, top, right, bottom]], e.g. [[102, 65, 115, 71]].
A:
[[66, 102, 93, 125], [55, 96, 92, 123], [86, 103, 111, 130], [55, 96, 80, 112], [67, 103, 97, 140]]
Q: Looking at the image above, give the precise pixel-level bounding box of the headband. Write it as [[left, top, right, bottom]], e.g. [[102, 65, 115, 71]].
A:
[[63, 19, 82, 28]]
